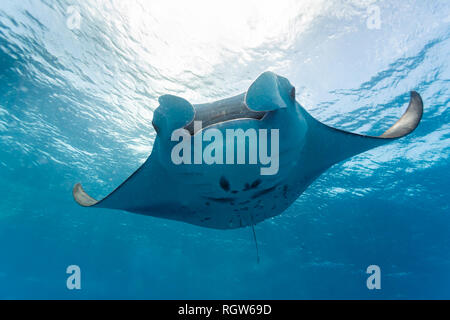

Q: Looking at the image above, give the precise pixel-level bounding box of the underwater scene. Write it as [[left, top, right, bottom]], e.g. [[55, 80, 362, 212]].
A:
[[0, 0, 449, 299]]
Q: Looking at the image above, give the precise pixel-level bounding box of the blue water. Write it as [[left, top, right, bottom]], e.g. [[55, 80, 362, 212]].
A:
[[0, 0, 449, 299]]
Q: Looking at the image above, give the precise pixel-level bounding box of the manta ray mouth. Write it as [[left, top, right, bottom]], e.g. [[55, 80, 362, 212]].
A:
[[185, 93, 266, 135]]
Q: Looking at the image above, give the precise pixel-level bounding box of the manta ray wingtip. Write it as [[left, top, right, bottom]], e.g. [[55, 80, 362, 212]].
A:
[[73, 183, 99, 207], [380, 91, 423, 139], [410, 90, 421, 99]]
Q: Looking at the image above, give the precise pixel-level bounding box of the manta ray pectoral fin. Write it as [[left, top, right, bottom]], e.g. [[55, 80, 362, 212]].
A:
[[72, 152, 163, 211], [73, 183, 99, 207], [304, 91, 424, 167]]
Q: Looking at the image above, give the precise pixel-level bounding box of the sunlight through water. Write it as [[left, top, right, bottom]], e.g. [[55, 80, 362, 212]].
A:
[[0, 0, 449, 299]]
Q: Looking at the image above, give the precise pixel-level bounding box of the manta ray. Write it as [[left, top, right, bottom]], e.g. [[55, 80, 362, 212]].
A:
[[73, 72, 423, 230]]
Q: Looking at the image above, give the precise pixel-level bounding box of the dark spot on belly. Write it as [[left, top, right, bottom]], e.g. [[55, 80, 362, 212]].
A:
[[243, 179, 262, 191], [231, 190, 238, 194], [205, 202, 210, 206], [219, 176, 230, 191], [251, 179, 262, 188]]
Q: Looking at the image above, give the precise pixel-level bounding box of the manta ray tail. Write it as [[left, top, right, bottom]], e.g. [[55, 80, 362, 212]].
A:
[[250, 215, 260, 264]]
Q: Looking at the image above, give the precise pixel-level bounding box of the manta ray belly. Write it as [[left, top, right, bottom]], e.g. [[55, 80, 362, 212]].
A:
[[150, 115, 304, 229]]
